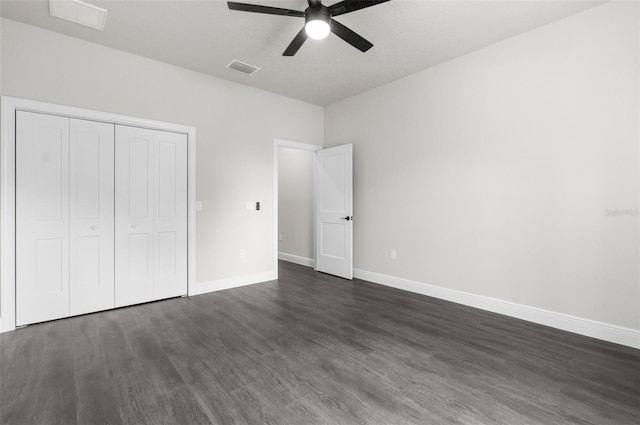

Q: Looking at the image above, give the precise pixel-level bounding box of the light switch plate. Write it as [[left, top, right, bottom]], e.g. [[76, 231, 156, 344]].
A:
[[195, 201, 202, 211]]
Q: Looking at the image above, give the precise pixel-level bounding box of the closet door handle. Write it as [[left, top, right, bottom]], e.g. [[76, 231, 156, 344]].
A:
[[91, 225, 97, 230], [131, 224, 137, 229]]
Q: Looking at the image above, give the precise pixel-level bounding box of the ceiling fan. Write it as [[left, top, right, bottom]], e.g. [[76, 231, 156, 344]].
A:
[[227, 0, 390, 56]]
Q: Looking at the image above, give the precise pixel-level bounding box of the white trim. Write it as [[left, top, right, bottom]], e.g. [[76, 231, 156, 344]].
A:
[[0, 96, 197, 333], [278, 252, 315, 268], [272, 138, 322, 280], [189, 271, 277, 296], [638, 7, 640, 350], [1, 97, 18, 333], [354, 268, 640, 350]]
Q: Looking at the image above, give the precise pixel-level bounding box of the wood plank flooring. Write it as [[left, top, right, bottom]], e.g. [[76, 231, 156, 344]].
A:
[[1, 260, 639, 424]]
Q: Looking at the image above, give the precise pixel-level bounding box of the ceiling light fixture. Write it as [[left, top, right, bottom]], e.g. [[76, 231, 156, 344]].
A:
[[305, 5, 330, 40], [227, 0, 390, 56]]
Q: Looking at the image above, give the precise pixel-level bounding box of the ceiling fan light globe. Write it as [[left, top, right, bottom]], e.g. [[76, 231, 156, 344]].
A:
[[305, 20, 330, 39]]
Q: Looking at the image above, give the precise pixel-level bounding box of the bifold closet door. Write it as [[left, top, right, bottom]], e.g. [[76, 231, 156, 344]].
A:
[[16, 112, 70, 326], [16, 112, 116, 325], [115, 126, 187, 307], [69, 118, 115, 316], [153, 130, 188, 300]]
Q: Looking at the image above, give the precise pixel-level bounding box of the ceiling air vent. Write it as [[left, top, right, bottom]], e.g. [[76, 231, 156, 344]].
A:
[[227, 60, 260, 76], [49, 0, 108, 31]]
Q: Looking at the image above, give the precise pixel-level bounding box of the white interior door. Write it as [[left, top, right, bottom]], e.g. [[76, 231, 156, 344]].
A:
[[16, 111, 70, 325], [69, 118, 115, 315], [115, 125, 155, 307], [115, 126, 187, 307], [315, 144, 353, 279], [153, 131, 188, 299]]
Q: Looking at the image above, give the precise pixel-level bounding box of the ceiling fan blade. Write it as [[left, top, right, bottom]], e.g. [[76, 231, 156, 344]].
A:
[[283, 27, 308, 56], [227, 2, 305, 18], [330, 19, 373, 52], [329, 0, 391, 17]]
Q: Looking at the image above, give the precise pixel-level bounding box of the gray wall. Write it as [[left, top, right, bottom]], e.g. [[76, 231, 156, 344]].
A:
[[325, 1, 640, 330], [0, 18, 324, 285], [278, 147, 315, 260]]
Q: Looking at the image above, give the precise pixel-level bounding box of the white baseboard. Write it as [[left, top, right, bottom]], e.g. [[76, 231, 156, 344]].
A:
[[190, 270, 277, 296], [278, 252, 315, 268], [353, 268, 640, 350]]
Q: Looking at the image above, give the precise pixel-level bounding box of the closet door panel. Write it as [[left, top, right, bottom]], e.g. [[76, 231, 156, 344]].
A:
[[69, 119, 115, 316], [16, 111, 70, 326], [115, 126, 155, 307], [154, 132, 188, 299]]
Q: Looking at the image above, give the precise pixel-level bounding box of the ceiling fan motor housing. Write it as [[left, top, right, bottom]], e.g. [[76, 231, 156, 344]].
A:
[[305, 5, 331, 27]]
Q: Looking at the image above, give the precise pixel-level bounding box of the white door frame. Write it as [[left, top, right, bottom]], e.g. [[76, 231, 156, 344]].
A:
[[0, 96, 197, 333], [272, 139, 322, 278]]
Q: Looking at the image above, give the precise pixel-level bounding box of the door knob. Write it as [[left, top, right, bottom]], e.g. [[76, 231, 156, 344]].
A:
[[91, 225, 97, 230], [341, 216, 353, 221], [131, 224, 137, 229]]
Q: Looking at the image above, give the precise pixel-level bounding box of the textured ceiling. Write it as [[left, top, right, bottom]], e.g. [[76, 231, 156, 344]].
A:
[[0, 0, 604, 106]]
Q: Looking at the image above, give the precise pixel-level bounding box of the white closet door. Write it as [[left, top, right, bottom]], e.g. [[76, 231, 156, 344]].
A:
[[115, 126, 155, 307], [115, 126, 187, 307], [69, 118, 115, 315], [154, 131, 188, 299], [16, 112, 70, 326]]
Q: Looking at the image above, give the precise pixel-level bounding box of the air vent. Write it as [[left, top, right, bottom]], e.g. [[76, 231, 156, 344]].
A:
[[50, 0, 107, 31], [227, 60, 260, 76]]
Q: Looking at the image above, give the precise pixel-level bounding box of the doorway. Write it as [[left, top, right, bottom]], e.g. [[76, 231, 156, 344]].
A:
[[272, 139, 322, 278]]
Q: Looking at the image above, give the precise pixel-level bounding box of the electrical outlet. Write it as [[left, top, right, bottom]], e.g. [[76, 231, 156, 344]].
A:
[[240, 249, 246, 258], [391, 249, 397, 260]]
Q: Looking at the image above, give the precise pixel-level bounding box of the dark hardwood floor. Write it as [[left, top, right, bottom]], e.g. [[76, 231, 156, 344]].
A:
[[1, 260, 639, 425]]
